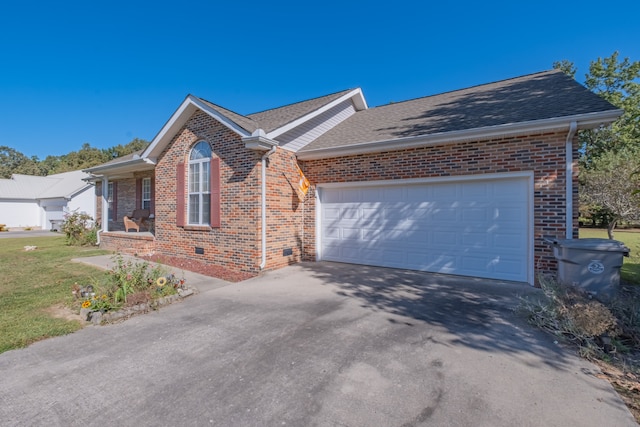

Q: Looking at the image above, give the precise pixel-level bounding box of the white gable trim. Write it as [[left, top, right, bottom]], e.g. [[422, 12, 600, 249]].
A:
[[143, 95, 251, 159], [266, 89, 367, 139]]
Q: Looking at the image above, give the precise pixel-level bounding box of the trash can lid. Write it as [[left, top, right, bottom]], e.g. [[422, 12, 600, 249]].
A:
[[553, 238, 629, 252]]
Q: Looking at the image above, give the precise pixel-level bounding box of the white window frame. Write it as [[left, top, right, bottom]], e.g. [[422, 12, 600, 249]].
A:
[[142, 177, 151, 210], [188, 141, 211, 226]]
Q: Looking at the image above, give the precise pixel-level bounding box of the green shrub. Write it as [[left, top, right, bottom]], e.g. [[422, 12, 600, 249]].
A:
[[61, 211, 98, 246]]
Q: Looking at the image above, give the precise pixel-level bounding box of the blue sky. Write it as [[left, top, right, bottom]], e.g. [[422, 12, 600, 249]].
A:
[[1, 0, 638, 160]]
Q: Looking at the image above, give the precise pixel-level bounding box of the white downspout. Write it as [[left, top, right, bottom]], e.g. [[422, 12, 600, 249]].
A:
[[566, 121, 578, 239], [260, 146, 277, 270]]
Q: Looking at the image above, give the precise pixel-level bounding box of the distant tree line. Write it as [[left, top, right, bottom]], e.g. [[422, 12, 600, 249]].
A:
[[0, 138, 148, 179]]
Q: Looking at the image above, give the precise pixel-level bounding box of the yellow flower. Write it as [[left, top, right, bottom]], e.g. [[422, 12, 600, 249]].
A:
[[156, 277, 167, 287], [101, 295, 107, 300], [81, 301, 91, 309]]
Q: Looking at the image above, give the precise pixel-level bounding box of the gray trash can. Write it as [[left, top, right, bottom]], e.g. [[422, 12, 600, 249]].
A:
[[550, 238, 630, 301]]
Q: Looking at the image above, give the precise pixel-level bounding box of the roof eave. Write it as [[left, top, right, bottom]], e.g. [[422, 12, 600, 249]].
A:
[[83, 157, 156, 177], [296, 109, 623, 161]]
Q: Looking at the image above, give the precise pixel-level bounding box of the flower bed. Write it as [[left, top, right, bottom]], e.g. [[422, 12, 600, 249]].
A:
[[73, 255, 195, 325]]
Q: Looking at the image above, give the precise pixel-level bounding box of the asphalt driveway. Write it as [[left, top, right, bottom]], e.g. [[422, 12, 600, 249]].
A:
[[0, 262, 635, 426]]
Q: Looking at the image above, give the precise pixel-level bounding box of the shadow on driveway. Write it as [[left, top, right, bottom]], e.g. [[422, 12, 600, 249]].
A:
[[299, 261, 569, 369]]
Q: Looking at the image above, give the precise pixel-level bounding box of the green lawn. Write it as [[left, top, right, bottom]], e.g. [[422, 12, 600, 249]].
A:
[[579, 228, 640, 285], [0, 236, 108, 353]]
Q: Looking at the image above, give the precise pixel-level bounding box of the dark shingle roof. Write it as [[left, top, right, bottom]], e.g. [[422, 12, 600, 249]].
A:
[[199, 99, 260, 134], [246, 89, 354, 132], [299, 70, 619, 152], [198, 89, 354, 135]]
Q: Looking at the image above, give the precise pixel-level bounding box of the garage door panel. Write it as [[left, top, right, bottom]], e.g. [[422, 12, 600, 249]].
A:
[[362, 208, 380, 220], [497, 206, 525, 223], [403, 230, 429, 244], [462, 206, 490, 222], [431, 185, 457, 200], [320, 178, 529, 282], [432, 208, 459, 222], [382, 249, 406, 264], [432, 231, 457, 247], [462, 182, 488, 197], [461, 256, 494, 274], [425, 254, 457, 273], [494, 259, 526, 276], [341, 227, 361, 240], [493, 180, 525, 198], [323, 226, 341, 239], [361, 228, 383, 242], [494, 233, 525, 249], [325, 207, 341, 219], [462, 232, 489, 248]]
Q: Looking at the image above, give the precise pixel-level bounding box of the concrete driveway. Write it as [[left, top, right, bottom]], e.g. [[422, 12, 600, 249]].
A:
[[0, 262, 635, 426], [0, 230, 61, 238]]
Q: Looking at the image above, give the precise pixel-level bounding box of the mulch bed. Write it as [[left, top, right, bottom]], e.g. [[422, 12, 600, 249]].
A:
[[139, 254, 256, 283]]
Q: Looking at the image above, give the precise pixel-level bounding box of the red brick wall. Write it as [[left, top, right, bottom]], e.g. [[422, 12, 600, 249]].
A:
[[301, 131, 578, 277], [100, 232, 155, 256], [263, 148, 306, 269], [154, 110, 265, 274]]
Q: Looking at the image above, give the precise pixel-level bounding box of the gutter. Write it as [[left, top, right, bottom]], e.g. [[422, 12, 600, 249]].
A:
[[566, 121, 578, 239]]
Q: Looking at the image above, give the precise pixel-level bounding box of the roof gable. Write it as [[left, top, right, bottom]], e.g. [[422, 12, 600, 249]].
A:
[[140, 89, 368, 161], [143, 95, 255, 160]]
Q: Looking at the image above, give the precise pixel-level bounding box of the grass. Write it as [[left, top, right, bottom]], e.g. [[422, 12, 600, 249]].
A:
[[579, 228, 640, 284], [0, 236, 108, 353]]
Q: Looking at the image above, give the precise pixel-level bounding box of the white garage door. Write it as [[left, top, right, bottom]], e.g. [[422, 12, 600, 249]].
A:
[[319, 176, 531, 282]]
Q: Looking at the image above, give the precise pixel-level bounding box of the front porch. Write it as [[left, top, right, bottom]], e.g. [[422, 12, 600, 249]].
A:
[[100, 231, 156, 256]]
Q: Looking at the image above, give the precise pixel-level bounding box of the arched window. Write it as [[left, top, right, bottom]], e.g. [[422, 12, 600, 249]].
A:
[[188, 141, 211, 225]]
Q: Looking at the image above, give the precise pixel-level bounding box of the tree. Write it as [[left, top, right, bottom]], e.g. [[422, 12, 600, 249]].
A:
[[554, 51, 640, 168], [104, 138, 148, 159], [0, 146, 44, 178], [552, 59, 577, 79], [580, 149, 640, 239], [0, 138, 150, 177]]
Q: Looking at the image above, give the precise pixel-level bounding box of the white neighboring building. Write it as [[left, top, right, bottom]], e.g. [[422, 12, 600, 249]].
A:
[[0, 170, 96, 230]]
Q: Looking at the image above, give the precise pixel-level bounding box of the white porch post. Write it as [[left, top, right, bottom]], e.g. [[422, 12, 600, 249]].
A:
[[102, 178, 109, 232]]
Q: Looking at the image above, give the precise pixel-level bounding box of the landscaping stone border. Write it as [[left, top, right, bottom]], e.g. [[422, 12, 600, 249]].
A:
[[80, 288, 195, 325]]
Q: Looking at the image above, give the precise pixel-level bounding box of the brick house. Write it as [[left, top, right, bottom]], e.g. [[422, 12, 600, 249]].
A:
[[85, 70, 621, 285]]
